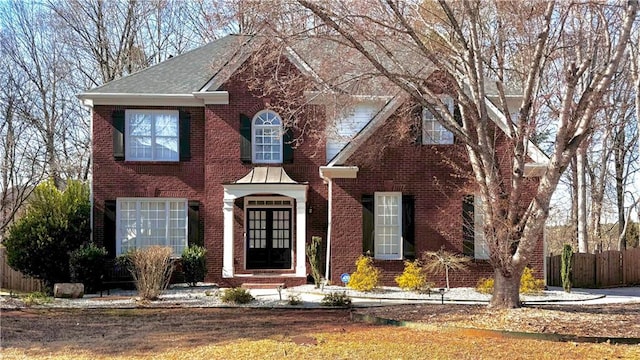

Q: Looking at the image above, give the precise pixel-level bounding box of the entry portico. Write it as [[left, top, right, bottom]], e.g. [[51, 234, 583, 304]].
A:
[[222, 167, 308, 279]]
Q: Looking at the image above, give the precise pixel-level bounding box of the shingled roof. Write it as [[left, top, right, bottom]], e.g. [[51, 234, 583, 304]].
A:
[[83, 35, 253, 95]]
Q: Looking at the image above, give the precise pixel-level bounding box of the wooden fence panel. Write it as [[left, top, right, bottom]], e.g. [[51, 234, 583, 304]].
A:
[[546, 255, 561, 287], [573, 253, 596, 288], [0, 246, 42, 292], [546, 248, 640, 288], [596, 251, 623, 287], [623, 248, 640, 285]]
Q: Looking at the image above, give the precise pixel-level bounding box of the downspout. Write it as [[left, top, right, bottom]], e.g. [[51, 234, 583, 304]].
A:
[[324, 178, 333, 281]]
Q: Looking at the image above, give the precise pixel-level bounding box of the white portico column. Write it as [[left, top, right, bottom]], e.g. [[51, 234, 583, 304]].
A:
[[295, 199, 307, 277], [222, 198, 235, 278]]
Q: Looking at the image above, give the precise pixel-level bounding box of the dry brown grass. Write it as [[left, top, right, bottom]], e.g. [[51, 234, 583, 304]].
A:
[[2, 308, 639, 360]]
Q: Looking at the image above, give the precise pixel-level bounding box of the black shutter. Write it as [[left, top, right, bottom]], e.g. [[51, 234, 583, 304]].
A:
[[179, 110, 191, 161], [402, 195, 415, 259], [453, 102, 462, 143], [112, 110, 125, 160], [412, 107, 423, 145], [188, 201, 202, 247], [240, 113, 252, 163], [104, 200, 117, 257], [283, 128, 293, 163], [362, 195, 374, 256], [462, 195, 475, 257]]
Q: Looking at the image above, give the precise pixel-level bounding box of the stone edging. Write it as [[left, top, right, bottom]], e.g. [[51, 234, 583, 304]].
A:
[[351, 312, 640, 345]]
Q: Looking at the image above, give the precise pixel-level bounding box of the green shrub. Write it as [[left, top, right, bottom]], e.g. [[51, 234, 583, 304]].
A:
[[128, 246, 174, 300], [347, 255, 380, 292], [321, 292, 351, 307], [220, 287, 254, 304], [3, 180, 90, 292], [181, 245, 207, 287], [561, 244, 573, 293], [69, 243, 108, 293], [306, 236, 324, 288], [22, 292, 52, 307], [395, 260, 428, 292]]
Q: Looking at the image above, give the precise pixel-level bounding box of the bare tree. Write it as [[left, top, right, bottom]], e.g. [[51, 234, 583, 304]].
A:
[[280, 0, 638, 308]]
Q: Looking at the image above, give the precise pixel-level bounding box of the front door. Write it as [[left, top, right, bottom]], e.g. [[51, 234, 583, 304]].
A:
[[246, 208, 292, 269]]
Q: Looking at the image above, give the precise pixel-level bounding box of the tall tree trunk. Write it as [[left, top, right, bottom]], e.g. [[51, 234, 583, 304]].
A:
[[570, 157, 579, 249], [614, 127, 626, 250], [490, 268, 523, 308], [576, 146, 589, 253]]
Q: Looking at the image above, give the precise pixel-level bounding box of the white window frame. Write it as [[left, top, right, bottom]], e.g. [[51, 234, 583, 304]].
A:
[[116, 198, 188, 257], [422, 96, 454, 145], [125, 109, 179, 161], [474, 195, 490, 260], [252, 110, 283, 164], [374, 192, 403, 260]]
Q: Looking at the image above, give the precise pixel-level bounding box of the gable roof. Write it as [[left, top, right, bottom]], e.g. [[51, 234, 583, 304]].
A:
[[79, 33, 549, 169], [83, 35, 253, 95]]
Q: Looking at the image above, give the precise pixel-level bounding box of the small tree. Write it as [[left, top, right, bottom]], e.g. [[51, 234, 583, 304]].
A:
[[561, 244, 573, 293], [422, 248, 470, 290], [3, 180, 90, 292], [306, 236, 324, 287]]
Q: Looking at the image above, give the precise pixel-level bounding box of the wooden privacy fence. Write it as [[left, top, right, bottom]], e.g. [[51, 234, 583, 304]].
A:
[[0, 246, 43, 292], [546, 248, 640, 288]]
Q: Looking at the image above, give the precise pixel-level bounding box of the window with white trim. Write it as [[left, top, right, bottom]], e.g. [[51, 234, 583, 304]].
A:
[[374, 192, 402, 260], [252, 110, 283, 163], [126, 110, 179, 161], [116, 198, 187, 257], [422, 96, 454, 145]]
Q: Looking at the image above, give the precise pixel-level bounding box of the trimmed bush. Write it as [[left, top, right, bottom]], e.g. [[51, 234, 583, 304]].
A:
[[220, 287, 254, 304], [69, 243, 108, 293], [347, 255, 380, 292], [395, 260, 429, 292], [128, 246, 174, 300], [182, 245, 207, 287], [321, 292, 351, 307], [306, 236, 324, 288]]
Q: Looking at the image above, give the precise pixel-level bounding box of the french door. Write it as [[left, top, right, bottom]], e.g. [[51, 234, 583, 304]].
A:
[[246, 208, 292, 269]]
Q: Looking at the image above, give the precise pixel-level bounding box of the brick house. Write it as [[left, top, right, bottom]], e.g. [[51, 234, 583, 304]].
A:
[[79, 34, 548, 288]]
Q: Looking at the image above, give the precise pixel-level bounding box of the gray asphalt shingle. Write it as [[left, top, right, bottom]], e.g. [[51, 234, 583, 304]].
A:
[[84, 35, 253, 94]]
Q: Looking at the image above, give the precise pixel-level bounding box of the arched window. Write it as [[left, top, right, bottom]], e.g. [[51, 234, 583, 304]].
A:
[[252, 110, 283, 163]]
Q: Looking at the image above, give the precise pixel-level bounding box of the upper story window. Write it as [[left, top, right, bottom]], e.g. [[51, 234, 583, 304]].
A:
[[126, 110, 179, 161], [252, 110, 283, 163], [422, 96, 454, 145]]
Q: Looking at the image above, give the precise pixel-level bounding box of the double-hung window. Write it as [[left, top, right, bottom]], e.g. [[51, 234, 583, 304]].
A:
[[116, 198, 187, 257], [252, 110, 283, 163], [374, 192, 403, 260], [126, 110, 179, 161], [422, 96, 454, 145]]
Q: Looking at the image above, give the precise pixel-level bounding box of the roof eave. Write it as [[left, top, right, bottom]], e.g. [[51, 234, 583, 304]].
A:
[[76, 92, 229, 107]]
